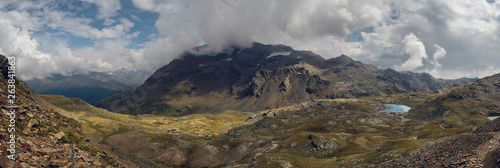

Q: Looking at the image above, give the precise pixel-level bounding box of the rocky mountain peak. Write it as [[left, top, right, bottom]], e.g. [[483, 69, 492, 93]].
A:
[[325, 54, 355, 66], [96, 43, 475, 116]]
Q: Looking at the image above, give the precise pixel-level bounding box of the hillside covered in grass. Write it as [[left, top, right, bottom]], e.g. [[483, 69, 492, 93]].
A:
[[39, 87, 500, 167], [40, 94, 255, 167], [407, 73, 500, 128]]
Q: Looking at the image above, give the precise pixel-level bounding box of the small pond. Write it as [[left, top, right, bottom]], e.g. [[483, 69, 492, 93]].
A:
[[381, 104, 411, 113]]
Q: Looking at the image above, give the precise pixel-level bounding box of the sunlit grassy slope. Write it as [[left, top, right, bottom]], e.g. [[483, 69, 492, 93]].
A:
[[38, 93, 481, 167], [40, 94, 252, 137], [40, 94, 260, 167]]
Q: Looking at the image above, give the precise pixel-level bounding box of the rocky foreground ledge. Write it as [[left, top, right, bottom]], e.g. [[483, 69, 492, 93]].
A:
[[0, 54, 119, 167]]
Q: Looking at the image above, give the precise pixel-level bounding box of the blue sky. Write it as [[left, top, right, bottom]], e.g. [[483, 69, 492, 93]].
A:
[[29, 0, 159, 49], [0, 0, 499, 80]]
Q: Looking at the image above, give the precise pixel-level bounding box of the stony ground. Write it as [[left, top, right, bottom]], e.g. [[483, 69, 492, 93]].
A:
[[0, 55, 119, 167]]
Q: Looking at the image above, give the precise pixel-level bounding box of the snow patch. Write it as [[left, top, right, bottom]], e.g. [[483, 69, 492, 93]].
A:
[[488, 116, 499, 120], [267, 51, 292, 58]]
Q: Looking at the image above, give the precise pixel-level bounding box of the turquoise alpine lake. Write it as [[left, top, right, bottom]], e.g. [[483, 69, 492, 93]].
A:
[[381, 104, 411, 113]]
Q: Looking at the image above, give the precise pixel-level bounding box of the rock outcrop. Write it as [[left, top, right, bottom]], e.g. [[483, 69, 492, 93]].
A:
[[373, 118, 500, 168], [0, 54, 119, 167]]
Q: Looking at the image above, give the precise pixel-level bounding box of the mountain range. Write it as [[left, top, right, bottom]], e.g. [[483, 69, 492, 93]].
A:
[[95, 43, 475, 116], [1, 46, 499, 167], [26, 70, 152, 104]]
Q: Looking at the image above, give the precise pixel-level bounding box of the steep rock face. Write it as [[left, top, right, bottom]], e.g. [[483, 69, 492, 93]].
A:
[[0, 55, 118, 167], [95, 43, 475, 115]]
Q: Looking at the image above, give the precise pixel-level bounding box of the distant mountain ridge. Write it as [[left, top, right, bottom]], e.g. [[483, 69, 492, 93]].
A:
[[26, 70, 152, 104], [106, 69, 153, 85], [95, 42, 476, 116]]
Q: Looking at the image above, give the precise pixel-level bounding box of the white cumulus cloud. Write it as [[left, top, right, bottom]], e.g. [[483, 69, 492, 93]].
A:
[[394, 33, 428, 71], [1, 0, 500, 80], [81, 0, 121, 19]]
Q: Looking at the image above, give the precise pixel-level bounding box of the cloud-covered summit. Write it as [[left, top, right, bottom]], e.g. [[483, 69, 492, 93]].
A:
[[0, 0, 499, 79]]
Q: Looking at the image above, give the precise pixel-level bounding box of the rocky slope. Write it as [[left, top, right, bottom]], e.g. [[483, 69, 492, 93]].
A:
[[95, 43, 474, 116], [407, 73, 500, 127], [371, 118, 500, 168], [0, 54, 119, 167], [26, 71, 151, 104]]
